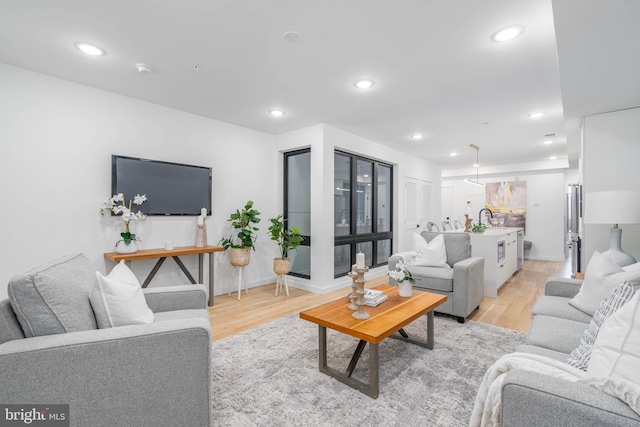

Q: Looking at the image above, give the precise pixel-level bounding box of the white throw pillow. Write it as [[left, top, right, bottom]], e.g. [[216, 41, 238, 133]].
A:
[[413, 233, 450, 268], [90, 261, 154, 328], [567, 281, 636, 371], [569, 252, 640, 316], [587, 290, 640, 385], [623, 262, 640, 273]]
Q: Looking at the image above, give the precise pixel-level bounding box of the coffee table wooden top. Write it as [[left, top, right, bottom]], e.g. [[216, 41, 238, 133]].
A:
[[300, 284, 447, 344]]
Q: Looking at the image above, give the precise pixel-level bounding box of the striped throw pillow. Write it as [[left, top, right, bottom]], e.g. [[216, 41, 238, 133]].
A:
[[567, 280, 636, 371]]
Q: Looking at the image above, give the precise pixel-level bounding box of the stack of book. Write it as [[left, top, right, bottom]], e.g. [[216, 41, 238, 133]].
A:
[[364, 289, 388, 307]]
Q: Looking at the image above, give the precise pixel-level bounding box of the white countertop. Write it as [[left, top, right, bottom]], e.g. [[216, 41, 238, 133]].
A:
[[470, 227, 523, 237]]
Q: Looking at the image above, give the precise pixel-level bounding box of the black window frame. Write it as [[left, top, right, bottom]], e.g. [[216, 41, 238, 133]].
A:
[[334, 150, 393, 278], [284, 148, 311, 279]]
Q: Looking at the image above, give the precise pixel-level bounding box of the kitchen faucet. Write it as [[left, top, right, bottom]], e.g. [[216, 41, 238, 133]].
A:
[[478, 208, 493, 226]]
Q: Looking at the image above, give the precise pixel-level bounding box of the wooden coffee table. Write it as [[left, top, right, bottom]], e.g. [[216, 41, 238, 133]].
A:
[[299, 284, 447, 398]]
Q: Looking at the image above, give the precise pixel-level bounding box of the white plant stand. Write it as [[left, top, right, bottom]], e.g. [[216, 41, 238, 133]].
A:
[[229, 266, 248, 300], [275, 274, 289, 296]]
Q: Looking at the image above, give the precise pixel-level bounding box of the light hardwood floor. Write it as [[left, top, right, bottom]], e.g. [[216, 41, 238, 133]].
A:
[[208, 258, 572, 341]]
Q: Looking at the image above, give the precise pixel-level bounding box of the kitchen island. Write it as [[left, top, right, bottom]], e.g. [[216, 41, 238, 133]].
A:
[[469, 227, 524, 297]]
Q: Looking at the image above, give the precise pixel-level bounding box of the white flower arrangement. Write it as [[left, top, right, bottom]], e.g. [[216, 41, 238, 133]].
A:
[[100, 193, 147, 244], [388, 251, 418, 284]]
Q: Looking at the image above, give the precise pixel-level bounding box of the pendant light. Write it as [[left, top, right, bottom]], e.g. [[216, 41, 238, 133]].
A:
[[464, 144, 484, 187]]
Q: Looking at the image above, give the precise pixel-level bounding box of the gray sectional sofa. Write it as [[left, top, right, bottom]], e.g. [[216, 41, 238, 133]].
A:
[[500, 276, 640, 426], [0, 254, 211, 427]]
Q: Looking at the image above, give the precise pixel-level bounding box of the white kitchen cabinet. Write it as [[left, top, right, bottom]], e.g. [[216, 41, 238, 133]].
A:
[[469, 228, 522, 298]]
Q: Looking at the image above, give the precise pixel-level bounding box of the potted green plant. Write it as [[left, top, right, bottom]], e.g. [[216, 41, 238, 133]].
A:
[[471, 223, 487, 233], [267, 214, 303, 275], [219, 200, 261, 266]]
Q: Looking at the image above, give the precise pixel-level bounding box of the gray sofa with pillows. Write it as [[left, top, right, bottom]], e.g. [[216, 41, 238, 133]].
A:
[[388, 231, 484, 322], [499, 275, 640, 426], [0, 253, 211, 427]]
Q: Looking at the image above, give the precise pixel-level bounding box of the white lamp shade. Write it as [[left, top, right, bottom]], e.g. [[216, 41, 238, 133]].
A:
[[585, 190, 640, 225]]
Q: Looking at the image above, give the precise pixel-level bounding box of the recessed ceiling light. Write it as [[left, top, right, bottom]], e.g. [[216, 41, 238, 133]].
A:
[[543, 140, 553, 145], [473, 163, 480, 168], [450, 152, 458, 157], [268, 109, 285, 117], [354, 79, 375, 89], [549, 155, 558, 160], [74, 42, 105, 56], [528, 112, 544, 119], [136, 63, 153, 74], [491, 26, 524, 42], [282, 31, 300, 43], [411, 133, 424, 140]]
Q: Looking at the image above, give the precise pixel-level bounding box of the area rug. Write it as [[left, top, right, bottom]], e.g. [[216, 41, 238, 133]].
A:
[[211, 314, 525, 426]]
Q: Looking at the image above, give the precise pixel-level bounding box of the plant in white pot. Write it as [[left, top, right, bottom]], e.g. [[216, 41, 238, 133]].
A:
[[267, 214, 303, 275], [100, 193, 147, 254], [219, 200, 261, 267], [388, 251, 418, 297]]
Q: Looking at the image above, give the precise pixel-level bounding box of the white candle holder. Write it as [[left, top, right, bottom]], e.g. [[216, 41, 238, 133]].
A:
[[347, 265, 358, 310], [195, 216, 207, 247], [348, 266, 369, 320]]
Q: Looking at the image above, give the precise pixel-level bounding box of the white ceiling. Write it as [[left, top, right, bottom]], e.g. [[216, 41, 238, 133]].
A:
[[0, 1, 637, 171]]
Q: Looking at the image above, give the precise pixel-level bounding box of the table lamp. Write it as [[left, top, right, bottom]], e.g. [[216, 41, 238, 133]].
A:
[[585, 190, 640, 267]]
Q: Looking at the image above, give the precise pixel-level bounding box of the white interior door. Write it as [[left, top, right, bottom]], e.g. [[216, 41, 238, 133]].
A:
[[404, 177, 432, 251], [441, 186, 452, 228]]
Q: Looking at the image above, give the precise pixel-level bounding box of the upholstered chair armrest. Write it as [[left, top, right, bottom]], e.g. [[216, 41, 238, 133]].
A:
[[388, 252, 411, 269], [143, 284, 207, 312], [0, 318, 211, 426], [452, 256, 485, 286], [544, 277, 583, 298], [452, 256, 485, 317], [501, 370, 640, 426]]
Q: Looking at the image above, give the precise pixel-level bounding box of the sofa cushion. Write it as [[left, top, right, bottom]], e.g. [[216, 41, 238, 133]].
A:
[[588, 290, 640, 384], [567, 281, 636, 371], [420, 231, 471, 266], [413, 233, 449, 268], [8, 253, 98, 337], [569, 251, 640, 316], [0, 299, 25, 344], [153, 309, 210, 323], [532, 295, 593, 324], [526, 315, 586, 355], [411, 266, 454, 292], [90, 261, 154, 329]]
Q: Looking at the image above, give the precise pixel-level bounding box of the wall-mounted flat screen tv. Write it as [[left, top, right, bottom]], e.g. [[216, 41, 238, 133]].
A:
[[112, 155, 212, 216]]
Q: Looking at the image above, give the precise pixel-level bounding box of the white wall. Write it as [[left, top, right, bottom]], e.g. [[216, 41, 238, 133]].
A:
[[275, 124, 441, 293], [0, 63, 279, 301], [581, 107, 640, 269], [442, 171, 567, 261]]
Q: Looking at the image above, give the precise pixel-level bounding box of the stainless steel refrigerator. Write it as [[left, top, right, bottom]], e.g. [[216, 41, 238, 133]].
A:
[[567, 184, 582, 277]]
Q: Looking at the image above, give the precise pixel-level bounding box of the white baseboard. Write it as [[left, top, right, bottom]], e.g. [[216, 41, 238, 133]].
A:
[[212, 266, 390, 296], [525, 255, 566, 262], [271, 266, 389, 295]]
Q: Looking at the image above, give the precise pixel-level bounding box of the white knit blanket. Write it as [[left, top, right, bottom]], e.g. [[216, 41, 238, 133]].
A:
[[469, 352, 640, 427]]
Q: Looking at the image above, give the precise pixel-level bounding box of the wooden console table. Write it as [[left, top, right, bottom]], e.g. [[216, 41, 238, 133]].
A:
[[104, 245, 224, 306]]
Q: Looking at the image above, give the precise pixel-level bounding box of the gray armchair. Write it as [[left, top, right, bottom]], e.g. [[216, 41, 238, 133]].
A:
[[0, 254, 211, 427], [388, 231, 484, 322]]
